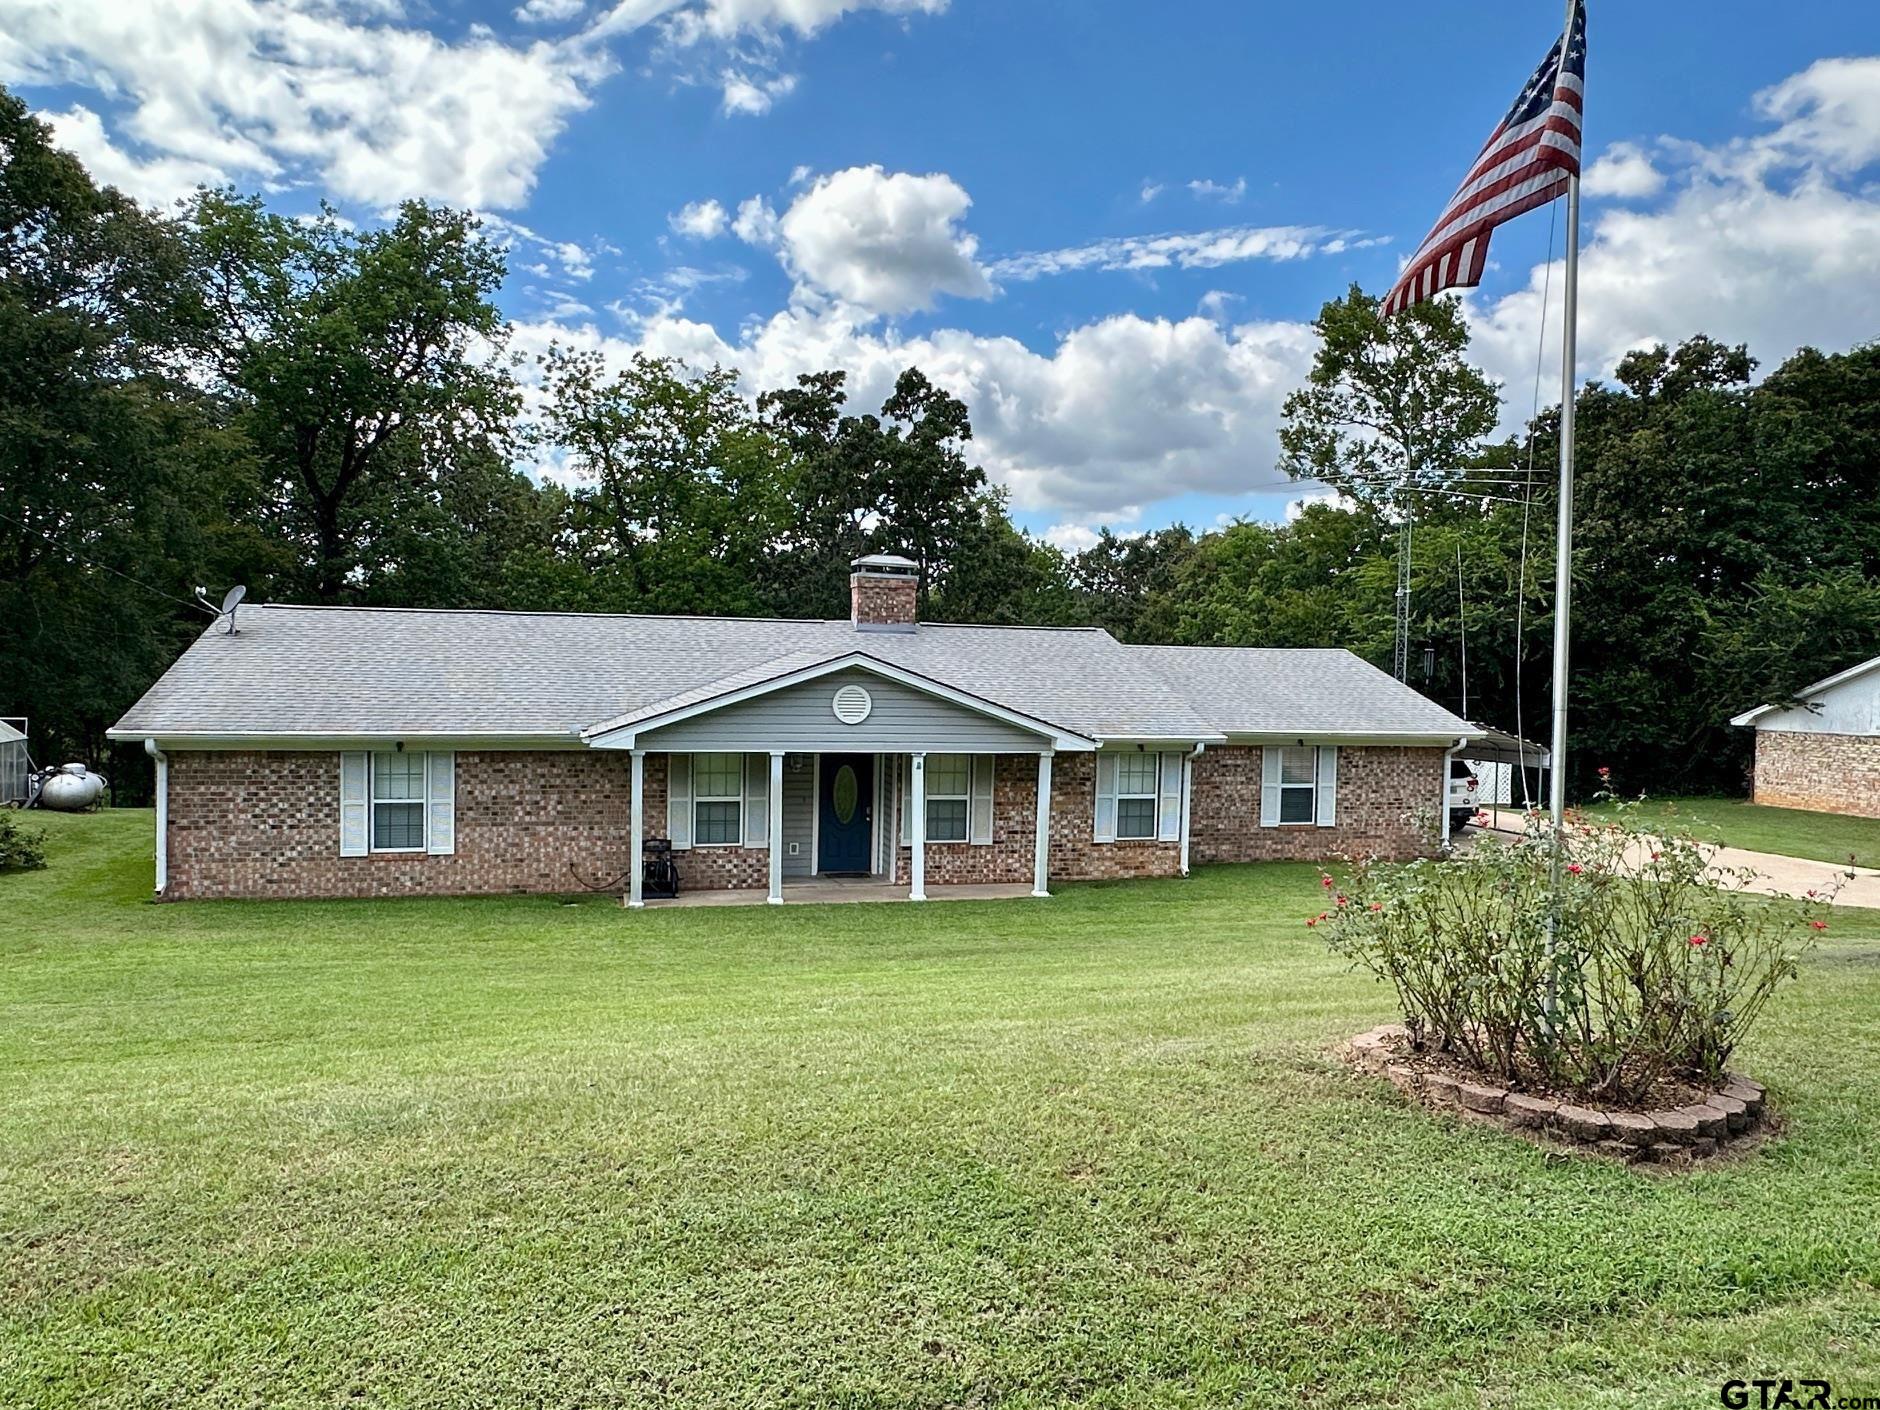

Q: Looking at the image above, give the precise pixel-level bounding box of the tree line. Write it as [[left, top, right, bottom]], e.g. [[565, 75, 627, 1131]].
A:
[[5, 85, 1877, 804]]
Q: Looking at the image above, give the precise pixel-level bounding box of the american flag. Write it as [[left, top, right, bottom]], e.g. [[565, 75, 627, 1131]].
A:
[[1383, 2, 1586, 317]]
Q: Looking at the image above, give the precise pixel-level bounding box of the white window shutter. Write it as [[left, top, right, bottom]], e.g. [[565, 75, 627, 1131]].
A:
[[339, 752, 369, 856], [1259, 748, 1282, 828], [969, 756, 994, 845], [1094, 754, 1118, 843], [1316, 746, 1339, 827], [743, 753, 768, 846], [667, 753, 693, 850], [425, 751, 455, 855], [900, 757, 913, 845], [1157, 752, 1182, 841]]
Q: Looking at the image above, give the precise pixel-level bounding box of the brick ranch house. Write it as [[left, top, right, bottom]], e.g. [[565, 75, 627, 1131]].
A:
[[1733, 653, 1880, 818], [109, 554, 1481, 903]]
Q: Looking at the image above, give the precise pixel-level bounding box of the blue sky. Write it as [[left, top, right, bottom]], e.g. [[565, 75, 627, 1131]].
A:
[[6, 1, 1879, 547]]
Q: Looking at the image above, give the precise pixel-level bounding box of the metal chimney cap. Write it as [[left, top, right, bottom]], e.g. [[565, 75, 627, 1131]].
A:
[[850, 552, 918, 575]]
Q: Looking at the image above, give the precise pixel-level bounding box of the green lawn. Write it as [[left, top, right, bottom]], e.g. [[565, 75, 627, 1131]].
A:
[[1584, 795, 1880, 869], [3, 811, 1878, 1409]]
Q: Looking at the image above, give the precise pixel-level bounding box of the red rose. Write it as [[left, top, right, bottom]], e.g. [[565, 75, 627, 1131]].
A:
[[1567, 863, 1583, 876], [1688, 934, 1709, 947], [1810, 919, 1829, 932]]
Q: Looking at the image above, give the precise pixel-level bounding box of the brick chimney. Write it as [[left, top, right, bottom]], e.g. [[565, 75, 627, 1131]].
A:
[[850, 553, 920, 632]]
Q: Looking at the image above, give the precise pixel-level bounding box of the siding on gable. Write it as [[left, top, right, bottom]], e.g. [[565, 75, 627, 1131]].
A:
[[635, 667, 1049, 753]]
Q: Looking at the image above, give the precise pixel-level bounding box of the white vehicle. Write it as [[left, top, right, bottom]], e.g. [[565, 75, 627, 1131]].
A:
[[1447, 759, 1481, 831]]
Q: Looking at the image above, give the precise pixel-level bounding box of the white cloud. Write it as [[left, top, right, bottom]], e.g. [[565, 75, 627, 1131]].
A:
[[670, 198, 730, 238], [773, 165, 993, 315], [1042, 519, 1143, 553], [515, 0, 587, 22], [1750, 55, 1880, 173], [1284, 487, 1354, 522], [479, 213, 607, 283], [653, 0, 948, 45], [721, 69, 798, 115], [43, 105, 228, 207], [1582, 141, 1664, 200], [0, 0, 949, 212], [732, 194, 781, 246], [1139, 179, 1164, 204], [0, 0, 604, 210], [1188, 176, 1247, 203], [991, 224, 1375, 281], [514, 300, 1318, 516], [1469, 54, 1880, 415]]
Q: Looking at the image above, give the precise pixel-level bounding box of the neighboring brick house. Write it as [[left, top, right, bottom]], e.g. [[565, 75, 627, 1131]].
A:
[[110, 554, 1479, 903], [1733, 656, 1880, 818]]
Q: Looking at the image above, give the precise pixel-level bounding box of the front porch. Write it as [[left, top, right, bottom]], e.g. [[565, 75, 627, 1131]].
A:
[[640, 877, 1039, 908], [621, 746, 1063, 907]]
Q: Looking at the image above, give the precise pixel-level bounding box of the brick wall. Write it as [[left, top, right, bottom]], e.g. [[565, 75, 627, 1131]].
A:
[[888, 751, 1181, 886], [1188, 744, 1442, 863], [165, 749, 660, 901], [1752, 729, 1880, 818], [162, 742, 1444, 901]]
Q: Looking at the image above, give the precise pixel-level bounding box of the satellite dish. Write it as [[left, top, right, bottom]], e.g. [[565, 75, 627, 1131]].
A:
[[219, 584, 247, 634]]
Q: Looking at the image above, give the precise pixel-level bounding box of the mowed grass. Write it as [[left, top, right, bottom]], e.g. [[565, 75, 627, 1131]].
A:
[[1584, 795, 1880, 869], [2, 812, 1878, 1409]]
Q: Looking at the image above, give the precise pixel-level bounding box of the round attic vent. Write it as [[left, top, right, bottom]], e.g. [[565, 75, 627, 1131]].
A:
[[832, 683, 873, 725]]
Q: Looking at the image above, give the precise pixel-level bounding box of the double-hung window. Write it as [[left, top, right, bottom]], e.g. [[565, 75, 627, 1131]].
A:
[[692, 752, 744, 845], [1114, 753, 1160, 840], [1278, 746, 1318, 824], [924, 754, 971, 843], [371, 751, 427, 851]]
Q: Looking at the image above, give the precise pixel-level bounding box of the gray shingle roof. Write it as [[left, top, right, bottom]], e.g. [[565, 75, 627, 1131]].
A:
[[1128, 645, 1476, 738], [109, 605, 1476, 744]]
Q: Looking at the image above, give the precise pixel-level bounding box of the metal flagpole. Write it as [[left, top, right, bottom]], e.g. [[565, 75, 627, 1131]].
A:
[[1543, 0, 1582, 1028]]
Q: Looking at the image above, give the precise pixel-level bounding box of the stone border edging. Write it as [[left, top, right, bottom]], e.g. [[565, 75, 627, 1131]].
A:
[[1345, 1024, 1767, 1164]]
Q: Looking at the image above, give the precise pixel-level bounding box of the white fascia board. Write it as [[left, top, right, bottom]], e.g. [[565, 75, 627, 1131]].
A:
[[104, 730, 586, 750], [1094, 734, 1228, 748], [1221, 729, 1488, 746], [583, 652, 1097, 752], [1733, 654, 1880, 728]]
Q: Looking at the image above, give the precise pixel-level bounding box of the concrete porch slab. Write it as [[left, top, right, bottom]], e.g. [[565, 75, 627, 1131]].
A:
[[639, 879, 1040, 907]]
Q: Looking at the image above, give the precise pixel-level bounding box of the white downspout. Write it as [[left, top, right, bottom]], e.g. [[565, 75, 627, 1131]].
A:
[[1179, 743, 1205, 877], [1440, 737, 1468, 849], [144, 738, 168, 896]]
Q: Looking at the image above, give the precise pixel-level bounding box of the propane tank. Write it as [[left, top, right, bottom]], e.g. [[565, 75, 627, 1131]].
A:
[[36, 764, 107, 811]]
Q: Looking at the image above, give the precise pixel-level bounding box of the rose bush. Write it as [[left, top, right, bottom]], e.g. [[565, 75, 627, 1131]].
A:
[[1318, 798, 1829, 1104]]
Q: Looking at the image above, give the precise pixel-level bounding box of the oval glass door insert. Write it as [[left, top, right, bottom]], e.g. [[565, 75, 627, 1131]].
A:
[[833, 765, 859, 825]]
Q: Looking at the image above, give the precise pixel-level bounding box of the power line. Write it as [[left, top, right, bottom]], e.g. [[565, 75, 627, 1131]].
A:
[[0, 508, 219, 619]]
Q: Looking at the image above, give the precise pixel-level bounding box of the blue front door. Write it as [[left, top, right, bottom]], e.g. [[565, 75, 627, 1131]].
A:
[[817, 754, 874, 874]]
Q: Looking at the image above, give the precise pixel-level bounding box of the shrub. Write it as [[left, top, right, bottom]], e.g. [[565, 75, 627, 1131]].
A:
[[1316, 800, 1826, 1105], [0, 811, 49, 873]]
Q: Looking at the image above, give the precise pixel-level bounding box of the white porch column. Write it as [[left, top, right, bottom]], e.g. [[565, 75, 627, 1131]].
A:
[[767, 750, 785, 904], [909, 751, 927, 901], [1032, 750, 1053, 897], [628, 749, 645, 909]]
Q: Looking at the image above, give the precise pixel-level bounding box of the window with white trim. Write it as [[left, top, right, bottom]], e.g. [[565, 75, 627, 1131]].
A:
[[1278, 746, 1317, 824], [1114, 752, 1160, 839], [924, 754, 971, 843], [371, 751, 427, 851], [692, 752, 744, 845]]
